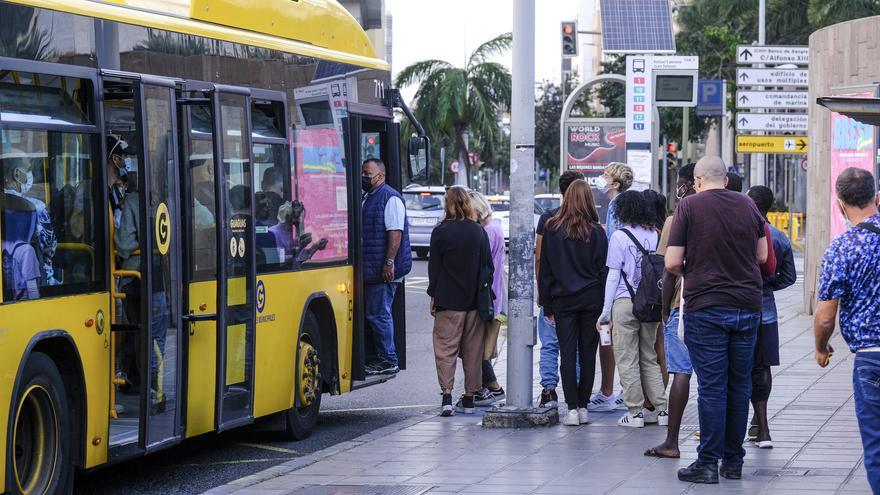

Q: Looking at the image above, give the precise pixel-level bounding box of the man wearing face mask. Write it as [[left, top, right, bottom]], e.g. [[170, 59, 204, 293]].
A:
[[815, 167, 880, 492], [108, 135, 135, 230], [597, 162, 634, 237], [361, 158, 411, 375], [2, 152, 57, 285]]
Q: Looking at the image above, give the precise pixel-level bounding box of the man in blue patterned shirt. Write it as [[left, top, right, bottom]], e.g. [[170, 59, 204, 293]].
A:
[[816, 167, 880, 493]]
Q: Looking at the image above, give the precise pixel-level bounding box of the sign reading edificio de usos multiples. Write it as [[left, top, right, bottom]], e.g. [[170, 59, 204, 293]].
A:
[[735, 45, 809, 154]]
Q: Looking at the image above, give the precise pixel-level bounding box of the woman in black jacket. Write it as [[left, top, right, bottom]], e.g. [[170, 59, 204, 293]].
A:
[[427, 186, 492, 416], [539, 179, 608, 426]]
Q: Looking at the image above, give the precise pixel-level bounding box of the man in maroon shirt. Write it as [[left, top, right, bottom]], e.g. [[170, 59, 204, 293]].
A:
[[665, 156, 768, 484]]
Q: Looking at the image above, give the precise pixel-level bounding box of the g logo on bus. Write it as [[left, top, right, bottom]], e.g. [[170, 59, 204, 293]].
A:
[[256, 280, 266, 313], [156, 202, 171, 255], [95, 309, 105, 335]]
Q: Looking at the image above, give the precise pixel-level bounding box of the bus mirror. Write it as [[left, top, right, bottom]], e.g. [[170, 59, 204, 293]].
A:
[[407, 136, 428, 182]]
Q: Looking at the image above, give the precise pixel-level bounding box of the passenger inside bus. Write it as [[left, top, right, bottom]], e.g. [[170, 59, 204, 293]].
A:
[[2, 150, 58, 285], [1, 154, 41, 300]]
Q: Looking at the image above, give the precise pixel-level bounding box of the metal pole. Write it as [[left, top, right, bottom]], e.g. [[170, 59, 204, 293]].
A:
[[440, 146, 446, 185], [682, 108, 690, 164], [662, 135, 668, 198], [507, 0, 536, 409], [755, 0, 767, 186]]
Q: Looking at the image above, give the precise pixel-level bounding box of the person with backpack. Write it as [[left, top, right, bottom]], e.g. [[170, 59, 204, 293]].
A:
[[598, 190, 667, 428], [539, 179, 608, 426]]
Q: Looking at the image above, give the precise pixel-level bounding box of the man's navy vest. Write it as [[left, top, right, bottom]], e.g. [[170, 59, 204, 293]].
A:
[[362, 183, 412, 284]]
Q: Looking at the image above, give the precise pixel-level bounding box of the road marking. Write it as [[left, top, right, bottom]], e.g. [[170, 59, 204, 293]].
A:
[[234, 442, 299, 454], [176, 458, 293, 467], [323, 404, 435, 413]]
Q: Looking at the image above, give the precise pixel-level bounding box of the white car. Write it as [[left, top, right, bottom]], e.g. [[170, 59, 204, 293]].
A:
[[486, 195, 543, 245], [534, 193, 561, 213], [403, 185, 446, 258]]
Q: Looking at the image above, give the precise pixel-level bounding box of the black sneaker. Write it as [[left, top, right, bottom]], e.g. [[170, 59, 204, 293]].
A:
[[489, 386, 505, 403], [473, 389, 497, 407], [440, 393, 453, 417], [366, 360, 399, 376], [455, 395, 475, 414], [720, 463, 742, 480], [539, 388, 558, 408], [677, 461, 719, 484]]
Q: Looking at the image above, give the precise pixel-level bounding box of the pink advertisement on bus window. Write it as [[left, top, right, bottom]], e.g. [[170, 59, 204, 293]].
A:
[[829, 92, 876, 240], [293, 127, 349, 262]]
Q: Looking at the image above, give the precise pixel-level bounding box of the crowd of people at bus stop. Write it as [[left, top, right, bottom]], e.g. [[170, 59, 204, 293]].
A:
[[361, 154, 880, 490]]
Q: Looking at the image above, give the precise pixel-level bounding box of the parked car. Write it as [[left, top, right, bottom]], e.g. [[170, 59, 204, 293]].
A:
[[403, 185, 446, 258], [534, 193, 561, 213], [486, 195, 543, 245]]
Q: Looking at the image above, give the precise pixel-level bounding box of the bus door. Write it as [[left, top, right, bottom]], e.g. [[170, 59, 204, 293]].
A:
[[345, 109, 406, 383], [180, 82, 256, 432], [104, 72, 184, 453]]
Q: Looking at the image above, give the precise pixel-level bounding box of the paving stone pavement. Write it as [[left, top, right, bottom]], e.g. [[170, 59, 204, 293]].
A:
[[206, 258, 874, 494]]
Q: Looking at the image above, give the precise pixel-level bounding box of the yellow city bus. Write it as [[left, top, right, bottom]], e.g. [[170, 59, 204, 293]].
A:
[[0, 1, 428, 492]]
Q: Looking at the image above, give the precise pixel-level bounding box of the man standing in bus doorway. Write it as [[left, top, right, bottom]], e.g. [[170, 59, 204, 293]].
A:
[[362, 158, 412, 375]]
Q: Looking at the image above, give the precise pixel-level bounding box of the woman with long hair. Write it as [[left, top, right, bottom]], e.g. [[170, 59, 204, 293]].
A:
[[468, 191, 506, 406], [599, 190, 667, 428], [427, 186, 492, 416], [539, 179, 608, 426]]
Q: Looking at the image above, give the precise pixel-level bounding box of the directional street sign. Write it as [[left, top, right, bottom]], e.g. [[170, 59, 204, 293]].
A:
[[736, 90, 808, 109], [736, 135, 808, 154], [736, 113, 808, 132], [736, 68, 808, 87], [737, 45, 809, 65]]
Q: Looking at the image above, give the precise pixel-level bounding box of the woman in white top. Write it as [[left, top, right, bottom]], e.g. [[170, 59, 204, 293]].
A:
[[598, 190, 667, 428]]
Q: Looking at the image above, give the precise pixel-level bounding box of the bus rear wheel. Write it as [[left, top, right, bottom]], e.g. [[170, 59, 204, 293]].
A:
[[7, 352, 73, 495], [283, 310, 322, 440]]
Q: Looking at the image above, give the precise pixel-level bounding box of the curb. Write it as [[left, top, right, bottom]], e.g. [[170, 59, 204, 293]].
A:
[[202, 412, 434, 494]]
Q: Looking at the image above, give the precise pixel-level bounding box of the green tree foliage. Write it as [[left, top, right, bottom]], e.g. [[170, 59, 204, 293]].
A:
[[395, 33, 512, 187]]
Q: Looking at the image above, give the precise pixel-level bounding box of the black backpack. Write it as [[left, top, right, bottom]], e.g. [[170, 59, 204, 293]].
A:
[[619, 229, 664, 323]]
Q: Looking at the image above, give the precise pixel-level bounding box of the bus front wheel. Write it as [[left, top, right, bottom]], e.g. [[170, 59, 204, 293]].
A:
[[6, 352, 73, 495], [283, 310, 322, 440]]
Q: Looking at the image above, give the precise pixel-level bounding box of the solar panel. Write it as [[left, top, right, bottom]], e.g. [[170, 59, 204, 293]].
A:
[[600, 0, 676, 54]]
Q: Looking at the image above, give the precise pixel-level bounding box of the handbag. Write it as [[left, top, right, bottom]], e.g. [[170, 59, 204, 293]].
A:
[[476, 230, 496, 322]]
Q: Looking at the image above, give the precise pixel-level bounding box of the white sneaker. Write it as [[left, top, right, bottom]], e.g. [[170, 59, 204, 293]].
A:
[[578, 407, 589, 424], [563, 409, 580, 426], [587, 392, 617, 412], [657, 410, 669, 426], [643, 408, 659, 424], [614, 390, 626, 410], [618, 411, 645, 428]]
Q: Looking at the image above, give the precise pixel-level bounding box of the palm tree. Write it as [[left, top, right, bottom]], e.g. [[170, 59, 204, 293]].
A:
[[395, 33, 512, 187], [0, 4, 52, 60]]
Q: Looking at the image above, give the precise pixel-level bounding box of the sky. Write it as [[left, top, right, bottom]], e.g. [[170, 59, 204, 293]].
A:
[[388, 0, 584, 101]]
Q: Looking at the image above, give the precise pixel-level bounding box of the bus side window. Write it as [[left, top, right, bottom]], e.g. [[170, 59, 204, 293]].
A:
[[252, 99, 295, 273], [1, 128, 104, 301]]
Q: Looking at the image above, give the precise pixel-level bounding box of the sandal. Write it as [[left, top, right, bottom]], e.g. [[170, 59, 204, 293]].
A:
[[644, 447, 681, 459]]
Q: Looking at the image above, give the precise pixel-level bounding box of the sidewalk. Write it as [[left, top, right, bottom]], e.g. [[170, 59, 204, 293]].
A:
[[207, 263, 873, 494]]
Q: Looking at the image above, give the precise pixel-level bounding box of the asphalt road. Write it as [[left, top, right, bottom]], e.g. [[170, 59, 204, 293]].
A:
[[74, 259, 451, 495]]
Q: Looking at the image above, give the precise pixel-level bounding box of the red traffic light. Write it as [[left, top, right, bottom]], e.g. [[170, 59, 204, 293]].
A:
[[367, 136, 376, 145], [667, 143, 678, 153], [563, 25, 573, 34]]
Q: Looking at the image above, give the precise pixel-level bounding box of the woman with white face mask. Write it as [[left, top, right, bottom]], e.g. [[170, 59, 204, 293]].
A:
[[598, 162, 634, 238], [3, 153, 57, 285]]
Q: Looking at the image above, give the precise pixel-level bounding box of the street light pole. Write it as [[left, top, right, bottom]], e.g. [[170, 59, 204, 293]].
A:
[[506, 0, 536, 410]]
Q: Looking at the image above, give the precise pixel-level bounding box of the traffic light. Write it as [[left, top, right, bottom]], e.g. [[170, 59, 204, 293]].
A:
[[561, 21, 577, 57]]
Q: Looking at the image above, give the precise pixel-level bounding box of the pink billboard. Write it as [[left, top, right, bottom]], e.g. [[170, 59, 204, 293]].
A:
[[293, 128, 349, 262], [829, 92, 876, 240]]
